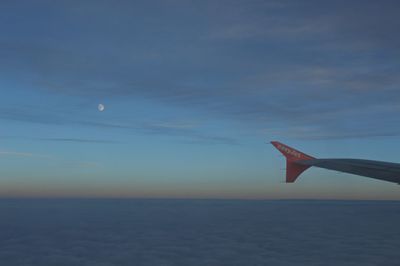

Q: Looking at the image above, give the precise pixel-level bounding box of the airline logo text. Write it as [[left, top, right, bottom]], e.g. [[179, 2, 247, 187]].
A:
[[277, 144, 301, 158]]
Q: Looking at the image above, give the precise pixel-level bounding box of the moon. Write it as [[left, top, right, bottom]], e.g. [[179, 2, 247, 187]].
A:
[[98, 103, 105, 112]]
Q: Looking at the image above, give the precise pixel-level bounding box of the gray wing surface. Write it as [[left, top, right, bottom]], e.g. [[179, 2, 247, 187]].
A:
[[298, 159, 400, 184]]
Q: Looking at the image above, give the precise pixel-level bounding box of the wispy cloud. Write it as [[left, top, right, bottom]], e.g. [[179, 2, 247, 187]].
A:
[[38, 138, 118, 144], [0, 149, 100, 169], [61, 161, 100, 168], [0, 106, 237, 145], [0, 151, 37, 158]]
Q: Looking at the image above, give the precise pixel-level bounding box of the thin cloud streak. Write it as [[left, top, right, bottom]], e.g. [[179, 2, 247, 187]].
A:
[[0, 106, 237, 145], [38, 138, 119, 144], [0, 151, 37, 158]]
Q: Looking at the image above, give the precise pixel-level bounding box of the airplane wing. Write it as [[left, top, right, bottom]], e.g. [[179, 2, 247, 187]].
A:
[[271, 141, 400, 184]]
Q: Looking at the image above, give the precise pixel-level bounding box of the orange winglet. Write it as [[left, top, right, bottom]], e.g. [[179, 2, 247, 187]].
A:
[[271, 141, 315, 183]]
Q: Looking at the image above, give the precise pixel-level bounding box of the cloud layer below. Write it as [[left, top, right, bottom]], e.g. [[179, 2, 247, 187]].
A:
[[1, 199, 399, 266]]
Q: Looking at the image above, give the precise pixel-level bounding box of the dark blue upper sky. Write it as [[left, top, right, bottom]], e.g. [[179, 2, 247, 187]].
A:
[[1, 0, 400, 199]]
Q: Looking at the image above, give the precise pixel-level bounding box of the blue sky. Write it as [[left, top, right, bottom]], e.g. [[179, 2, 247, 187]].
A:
[[1, 0, 400, 199]]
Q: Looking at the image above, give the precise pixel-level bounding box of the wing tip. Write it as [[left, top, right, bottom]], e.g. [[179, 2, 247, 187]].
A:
[[271, 141, 314, 183]]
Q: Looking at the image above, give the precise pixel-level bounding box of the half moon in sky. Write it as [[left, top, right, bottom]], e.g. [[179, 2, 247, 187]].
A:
[[98, 103, 105, 112]]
